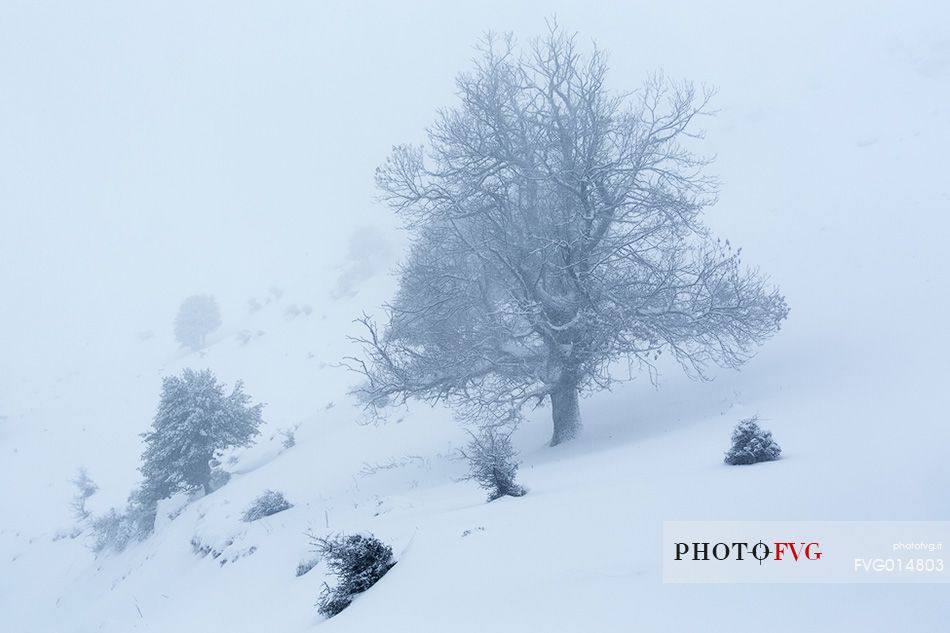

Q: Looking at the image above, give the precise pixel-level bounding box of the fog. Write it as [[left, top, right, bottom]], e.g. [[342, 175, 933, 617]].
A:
[[3, 1, 946, 384]]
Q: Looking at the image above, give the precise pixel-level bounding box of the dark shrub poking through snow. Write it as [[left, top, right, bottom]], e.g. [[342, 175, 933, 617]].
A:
[[724, 416, 782, 465], [461, 425, 526, 501], [242, 490, 293, 522], [312, 533, 395, 617]]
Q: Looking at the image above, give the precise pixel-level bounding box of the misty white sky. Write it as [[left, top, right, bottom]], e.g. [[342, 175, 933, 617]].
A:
[[2, 0, 948, 401]]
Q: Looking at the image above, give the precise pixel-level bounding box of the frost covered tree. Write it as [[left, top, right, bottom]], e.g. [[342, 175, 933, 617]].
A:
[[349, 26, 788, 445], [70, 467, 98, 521], [174, 294, 221, 350], [139, 369, 263, 505], [460, 424, 526, 501]]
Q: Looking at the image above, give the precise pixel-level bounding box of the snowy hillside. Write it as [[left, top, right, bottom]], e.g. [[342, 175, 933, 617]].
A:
[[2, 2, 949, 632]]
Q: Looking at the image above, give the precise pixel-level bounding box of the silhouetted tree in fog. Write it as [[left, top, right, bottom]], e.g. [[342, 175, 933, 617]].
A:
[[350, 25, 788, 445], [70, 467, 98, 521], [174, 294, 221, 350]]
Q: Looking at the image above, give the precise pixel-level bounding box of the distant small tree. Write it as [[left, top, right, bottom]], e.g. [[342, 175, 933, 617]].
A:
[[724, 416, 782, 465], [174, 295, 221, 350], [460, 424, 526, 501], [70, 467, 98, 521], [279, 427, 296, 449], [139, 369, 264, 512]]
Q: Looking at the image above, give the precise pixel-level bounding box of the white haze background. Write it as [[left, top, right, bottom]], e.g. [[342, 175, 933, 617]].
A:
[[1, 1, 948, 631]]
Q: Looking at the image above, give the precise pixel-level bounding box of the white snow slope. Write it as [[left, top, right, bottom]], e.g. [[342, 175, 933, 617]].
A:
[[1, 2, 949, 632]]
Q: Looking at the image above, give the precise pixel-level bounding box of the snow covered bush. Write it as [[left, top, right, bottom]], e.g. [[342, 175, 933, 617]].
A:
[[90, 508, 135, 553], [279, 427, 296, 449], [87, 486, 161, 554], [174, 294, 221, 350], [311, 533, 396, 617], [461, 425, 526, 501], [242, 490, 293, 522], [724, 416, 782, 465]]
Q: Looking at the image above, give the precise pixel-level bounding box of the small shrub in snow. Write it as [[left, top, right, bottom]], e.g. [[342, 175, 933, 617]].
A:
[[311, 533, 395, 617], [724, 416, 782, 465], [460, 425, 526, 501], [70, 467, 98, 521], [85, 487, 156, 554], [242, 490, 293, 522], [280, 428, 296, 449], [90, 509, 134, 553]]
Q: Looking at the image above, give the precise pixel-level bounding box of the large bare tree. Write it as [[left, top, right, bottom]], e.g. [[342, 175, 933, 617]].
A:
[[349, 27, 788, 445]]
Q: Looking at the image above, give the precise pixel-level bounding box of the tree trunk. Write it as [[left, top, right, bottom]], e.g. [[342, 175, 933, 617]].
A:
[[200, 460, 213, 495], [550, 380, 581, 446]]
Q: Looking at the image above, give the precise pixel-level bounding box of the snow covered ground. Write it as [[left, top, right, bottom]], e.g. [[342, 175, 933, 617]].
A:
[[1, 2, 949, 631]]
